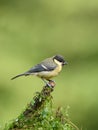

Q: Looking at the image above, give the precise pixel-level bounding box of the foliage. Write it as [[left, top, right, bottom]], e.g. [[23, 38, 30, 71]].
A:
[[4, 85, 79, 130]]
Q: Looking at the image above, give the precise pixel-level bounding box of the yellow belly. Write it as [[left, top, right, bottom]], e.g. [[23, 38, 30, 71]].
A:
[[37, 65, 62, 80]]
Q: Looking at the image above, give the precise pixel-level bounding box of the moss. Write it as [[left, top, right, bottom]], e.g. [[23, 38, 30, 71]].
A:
[[4, 85, 80, 130]]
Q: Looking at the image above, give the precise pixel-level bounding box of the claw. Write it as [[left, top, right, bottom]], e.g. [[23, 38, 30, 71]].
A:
[[41, 78, 56, 88], [46, 82, 52, 87], [48, 80, 56, 88]]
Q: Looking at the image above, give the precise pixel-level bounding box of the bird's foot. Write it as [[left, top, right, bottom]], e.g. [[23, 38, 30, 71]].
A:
[[41, 78, 56, 88], [46, 80, 56, 88], [46, 82, 52, 87]]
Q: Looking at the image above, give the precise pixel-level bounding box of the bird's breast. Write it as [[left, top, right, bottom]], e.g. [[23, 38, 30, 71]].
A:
[[36, 65, 62, 79]]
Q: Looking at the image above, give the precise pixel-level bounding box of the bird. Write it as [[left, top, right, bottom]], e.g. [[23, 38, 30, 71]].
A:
[[11, 54, 68, 87]]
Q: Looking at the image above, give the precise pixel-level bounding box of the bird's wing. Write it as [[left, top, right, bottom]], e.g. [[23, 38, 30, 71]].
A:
[[25, 58, 57, 75]]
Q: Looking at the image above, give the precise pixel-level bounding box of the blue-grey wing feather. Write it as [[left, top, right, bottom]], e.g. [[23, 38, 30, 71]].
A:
[[25, 58, 57, 75]]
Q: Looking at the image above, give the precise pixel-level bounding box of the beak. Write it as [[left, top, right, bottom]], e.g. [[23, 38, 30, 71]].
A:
[[62, 61, 68, 66]]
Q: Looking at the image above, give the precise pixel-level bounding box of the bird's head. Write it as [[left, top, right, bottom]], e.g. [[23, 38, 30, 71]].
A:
[[53, 54, 68, 66]]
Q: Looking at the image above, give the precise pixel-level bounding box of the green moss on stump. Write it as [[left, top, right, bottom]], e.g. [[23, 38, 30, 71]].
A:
[[4, 85, 79, 130]]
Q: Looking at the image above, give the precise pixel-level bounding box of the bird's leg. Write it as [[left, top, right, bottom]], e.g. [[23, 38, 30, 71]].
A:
[[41, 78, 52, 87]]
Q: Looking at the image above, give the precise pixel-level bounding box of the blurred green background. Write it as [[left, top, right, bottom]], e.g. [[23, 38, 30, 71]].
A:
[[0, 0, 98, 129]]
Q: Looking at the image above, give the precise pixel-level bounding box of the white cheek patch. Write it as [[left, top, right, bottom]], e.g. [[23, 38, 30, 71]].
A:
[[54, 59, 62, 65]]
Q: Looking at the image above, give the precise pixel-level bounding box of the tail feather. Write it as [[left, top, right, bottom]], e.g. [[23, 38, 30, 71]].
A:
[[11, 73, 25, 80]]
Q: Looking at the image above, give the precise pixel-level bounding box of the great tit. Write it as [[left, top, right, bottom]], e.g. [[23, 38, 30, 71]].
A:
[[11, 55, 68, 87]]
